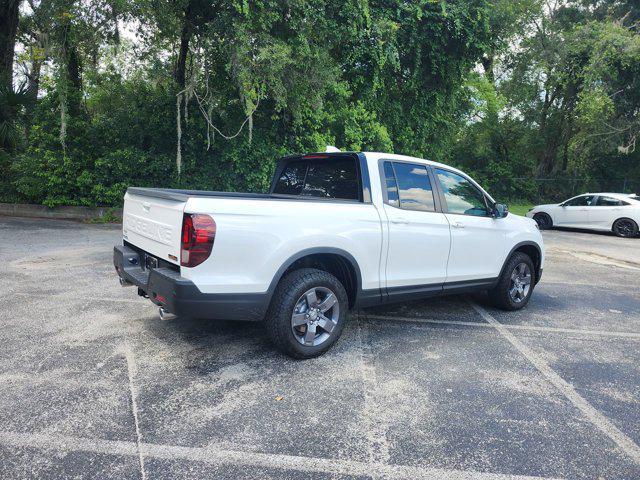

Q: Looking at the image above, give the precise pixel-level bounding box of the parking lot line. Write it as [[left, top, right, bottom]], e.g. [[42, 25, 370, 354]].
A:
[[0, 430, 560, 480], [121, 342, 147, 480], [469, 301, 640, 466], [356, 315, 391, 472], [365, 314, 640, 340]]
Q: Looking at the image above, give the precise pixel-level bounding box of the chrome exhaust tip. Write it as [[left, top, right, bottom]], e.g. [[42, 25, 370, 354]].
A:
[[159, 307, 176, 321], [119, 277, 133, 287]]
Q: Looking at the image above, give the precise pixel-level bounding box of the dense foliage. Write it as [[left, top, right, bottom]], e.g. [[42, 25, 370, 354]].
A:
[[1, 0, 638, 207]]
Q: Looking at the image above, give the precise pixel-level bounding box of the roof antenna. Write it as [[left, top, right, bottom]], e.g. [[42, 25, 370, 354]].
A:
[[325, 145, 341, 153]]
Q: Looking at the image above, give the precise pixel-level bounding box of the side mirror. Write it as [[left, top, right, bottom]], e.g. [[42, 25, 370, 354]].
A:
[[492, 203, 509, 219]]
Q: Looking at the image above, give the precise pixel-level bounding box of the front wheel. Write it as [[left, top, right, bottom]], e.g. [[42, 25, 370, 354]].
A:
[[612, 218, 639, 238], [533, 212, 552, 230], [488, 252, 535, 311], [265, 268, 348, 359]]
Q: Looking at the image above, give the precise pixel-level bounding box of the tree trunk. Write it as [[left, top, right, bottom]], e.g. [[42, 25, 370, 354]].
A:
[[175, 2, 193, 89], [60, 22, 83, 117], [0, 0, 22, 91], [537, 84, 560, 175], [24, 53, 42, 136]]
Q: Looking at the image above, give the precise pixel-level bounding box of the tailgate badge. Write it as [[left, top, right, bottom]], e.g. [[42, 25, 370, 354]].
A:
[[168, 254, 178, 261]]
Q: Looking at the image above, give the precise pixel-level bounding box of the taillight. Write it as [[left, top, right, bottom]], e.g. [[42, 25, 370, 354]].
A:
[[181, 213, 216, 267]]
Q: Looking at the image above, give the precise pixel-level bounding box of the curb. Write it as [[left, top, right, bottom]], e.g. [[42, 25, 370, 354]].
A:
[[0, 203, 122, 221]]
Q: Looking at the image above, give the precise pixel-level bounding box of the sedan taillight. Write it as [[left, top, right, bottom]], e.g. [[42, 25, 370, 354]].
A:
[[181, 213, 216, 267]]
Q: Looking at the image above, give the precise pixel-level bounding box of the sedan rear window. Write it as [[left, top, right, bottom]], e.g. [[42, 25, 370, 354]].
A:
[[273, 157, 360, 200]]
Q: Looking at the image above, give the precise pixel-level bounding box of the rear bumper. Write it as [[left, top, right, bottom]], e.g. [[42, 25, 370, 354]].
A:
[[113, 245, 268, 321]]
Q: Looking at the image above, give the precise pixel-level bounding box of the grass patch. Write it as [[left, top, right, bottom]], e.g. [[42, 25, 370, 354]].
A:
[[508, 203, 534, 216], [84, 208, 122, 224]]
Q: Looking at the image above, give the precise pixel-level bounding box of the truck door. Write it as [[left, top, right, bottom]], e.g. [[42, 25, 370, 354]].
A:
[[433, 168, 506, 283], [381, 161, 451, 294]]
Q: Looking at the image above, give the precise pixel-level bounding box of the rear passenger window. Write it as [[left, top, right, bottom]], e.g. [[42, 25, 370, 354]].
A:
[[273, 157, 360, 200], [595, 196, 625, 206], [385, 162, 436, 212]]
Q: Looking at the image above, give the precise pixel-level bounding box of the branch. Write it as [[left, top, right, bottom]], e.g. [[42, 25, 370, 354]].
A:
[[192, 90, 260, 141]]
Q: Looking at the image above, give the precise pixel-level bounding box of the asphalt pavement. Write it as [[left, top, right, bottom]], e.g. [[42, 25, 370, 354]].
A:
[[0, 216, 639, 479]]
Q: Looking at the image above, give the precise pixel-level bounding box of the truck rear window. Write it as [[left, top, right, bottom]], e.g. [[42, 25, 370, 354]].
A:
[[273, 157, 360, 200]]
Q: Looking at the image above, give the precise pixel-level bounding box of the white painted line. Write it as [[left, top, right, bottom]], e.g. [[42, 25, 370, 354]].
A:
[[365, 314, 640, 340], [356, 314, 390, 474], [539, 281, 638, 288], [469, 301, 640, 466], [367, 314, 493, 329], [122, 343, 147, 480], [0, 430, 560, 480]]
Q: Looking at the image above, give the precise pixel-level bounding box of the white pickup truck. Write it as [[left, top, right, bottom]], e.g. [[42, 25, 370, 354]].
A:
[[114, 151, 544, 358]]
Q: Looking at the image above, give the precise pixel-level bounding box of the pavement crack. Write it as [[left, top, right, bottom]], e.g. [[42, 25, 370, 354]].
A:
[[122, 342, 148, 480], [356, 312, 391, 474]]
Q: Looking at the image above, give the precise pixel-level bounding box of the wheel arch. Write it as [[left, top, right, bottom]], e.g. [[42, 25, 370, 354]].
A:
[[499, 241, 543, 285], [611, 217, 640, 233], [267, 248, 363, 309], [533, 210, 553, 226], [612, 216, 639, 231]]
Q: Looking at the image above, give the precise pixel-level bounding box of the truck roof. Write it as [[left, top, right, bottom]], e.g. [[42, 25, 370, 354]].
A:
[[362, 151, 461, 174], [361, 152, 496, 203]]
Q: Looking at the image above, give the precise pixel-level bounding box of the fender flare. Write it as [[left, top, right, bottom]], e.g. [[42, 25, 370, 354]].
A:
[[497, 241, 543, 286], [265, 247, 364, 303]]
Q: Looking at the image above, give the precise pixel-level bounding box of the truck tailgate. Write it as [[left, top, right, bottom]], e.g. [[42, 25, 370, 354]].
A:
[[122, 191, 185, 265]]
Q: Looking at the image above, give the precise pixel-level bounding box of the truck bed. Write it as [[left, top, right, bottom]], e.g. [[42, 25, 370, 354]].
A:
[[127, 187, 272, 202], [126, 187, 362, 203]]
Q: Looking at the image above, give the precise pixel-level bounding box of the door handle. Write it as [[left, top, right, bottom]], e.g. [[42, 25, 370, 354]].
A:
[[451, 221, 465, 228], [391, 218, 409, 224]]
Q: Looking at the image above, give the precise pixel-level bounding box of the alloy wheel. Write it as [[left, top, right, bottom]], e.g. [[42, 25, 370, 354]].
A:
[[509, 262, 532, 304], [615, 219, 636, 238], [534, 213, 550, 229], [291, 287, 340, 346]]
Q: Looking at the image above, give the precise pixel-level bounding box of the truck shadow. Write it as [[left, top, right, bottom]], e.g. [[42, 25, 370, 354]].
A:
[[140, 293, 495, 373]]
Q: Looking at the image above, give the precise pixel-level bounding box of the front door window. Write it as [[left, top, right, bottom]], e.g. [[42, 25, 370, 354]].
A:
[[563, 195, 595, 207], [435, 169, 490, 217]]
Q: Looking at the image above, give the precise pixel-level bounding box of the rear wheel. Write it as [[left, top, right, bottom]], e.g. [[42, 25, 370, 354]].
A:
[[533, 212, 552, 230], [488, 252, 535, 311], [265, 268, 348, 359], [612, 218, 638, 238]]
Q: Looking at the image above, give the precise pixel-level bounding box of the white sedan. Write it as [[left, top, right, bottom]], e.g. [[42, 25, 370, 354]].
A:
[[526, 193, 640, 238]]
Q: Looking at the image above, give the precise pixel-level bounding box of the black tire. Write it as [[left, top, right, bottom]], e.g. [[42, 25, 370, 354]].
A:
[[265, 268, 348, 359], [488, 252, 536, 311], [533, 212, 553, 230], [612, 218, 639, 238]]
